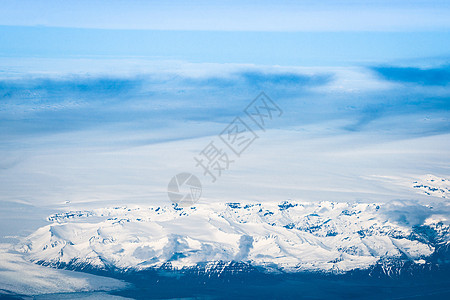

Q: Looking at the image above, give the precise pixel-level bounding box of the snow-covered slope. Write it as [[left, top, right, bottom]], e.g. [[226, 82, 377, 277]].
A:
[[0, 243, 128, 297], [412, 174, 450, 199], [18, 201, 450, 274]]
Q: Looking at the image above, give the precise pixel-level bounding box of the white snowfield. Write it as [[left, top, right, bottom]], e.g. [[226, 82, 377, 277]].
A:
[[0, 243, 128, 297], [18, 200, 449, 273]]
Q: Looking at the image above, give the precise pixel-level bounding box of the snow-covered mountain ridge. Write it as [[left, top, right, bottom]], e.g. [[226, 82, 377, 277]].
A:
[[18, 201, 450, 274], [412, 174, 450, 199]]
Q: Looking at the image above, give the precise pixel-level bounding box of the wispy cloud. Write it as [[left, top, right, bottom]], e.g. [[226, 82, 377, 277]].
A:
[[340, 64, 450, 133], [0, 69, 332, 136], [371, 65, 450, 86], [1, 64, 449, 144], [380, 200, 450, 226]]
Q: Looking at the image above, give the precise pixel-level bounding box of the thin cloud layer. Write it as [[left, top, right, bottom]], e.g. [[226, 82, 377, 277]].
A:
[[1, 64, 449, 143], [0, 69, 332, 136]]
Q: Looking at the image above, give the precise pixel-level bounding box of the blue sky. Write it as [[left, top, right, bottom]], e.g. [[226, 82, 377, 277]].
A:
[[1, 1, 450, 65], [1, 0, 450, 31], [1, 28, 450, 66]]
